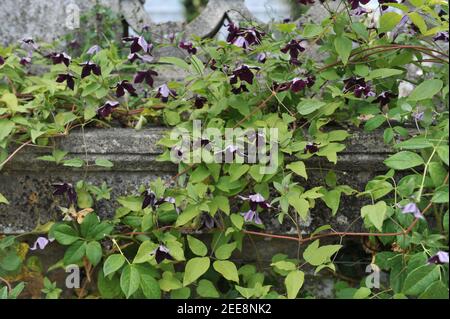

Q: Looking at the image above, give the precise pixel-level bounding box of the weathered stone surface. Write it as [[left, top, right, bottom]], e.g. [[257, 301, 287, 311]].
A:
[[0, 127, 394, 234]]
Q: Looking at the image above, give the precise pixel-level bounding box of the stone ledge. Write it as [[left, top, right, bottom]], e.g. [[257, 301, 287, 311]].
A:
[[0, 127, 394, 233]]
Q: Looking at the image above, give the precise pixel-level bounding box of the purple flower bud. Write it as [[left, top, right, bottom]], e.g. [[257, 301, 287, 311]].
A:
[[155, 84, 177, 102], [97, 100, 119, 118], [427, 251, 449, 265], [401, 202, 425, 220], [86, 45, 101, 55], [0, 55, 5, 65], [142, 189, 157, 209], [242, 210, 263, 225], [30, 236, 54, 251], [193, 95, 207, 108]]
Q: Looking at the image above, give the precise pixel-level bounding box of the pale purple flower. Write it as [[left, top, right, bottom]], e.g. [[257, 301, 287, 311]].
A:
[[30, 236, 54, 250], [238, 193, 271, 210], [86, 45, 101, 55], [242, 210, 262, 225], [401, 202, 425, 220], [413, 111, 424, 121], [428, 251, 449, 265]]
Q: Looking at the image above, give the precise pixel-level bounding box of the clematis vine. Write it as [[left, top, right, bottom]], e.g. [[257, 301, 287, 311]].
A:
[[373, 91, 396, 106], [97, 101, 119, 118], [304, 142, 320, 154], [401, 202, 425, 220], [134, 69, 158, 87], [115, 80, 137, 97], [80, 61, 101, 78], [151, 245, 174, 264], [226, 23, 265, 49], [30, 236, 54, 251], [281, 39, 305, 65], [427, 251, 449, 265], [230, 64, 259, 86], [192, 95, 207, 108], [47, 52, 71, 66], [179, 41, 197, 54], [123, 36, 153, 54], [56, 73, 76, 90], [343, 77, 375, 98], [155, 84, 177, 102], [52, 182, 77, 205]]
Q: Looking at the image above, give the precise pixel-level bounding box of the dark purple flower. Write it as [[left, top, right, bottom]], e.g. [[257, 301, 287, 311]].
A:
[[0, 55, 4, 65], [134, 69, 158, 87], [242, 210, 262, 225], [151, 245, 174, 264], [304, 142, 320, 154], [291, 78, 308, 92], [193, 95, 207, 108], [209, 59, 218, 70], [434, 32, 449, 42], [179, 41, 197, 54], [427, 251, 449, 265], [373, 91, 396, 106], [86, 45, 101, 55], [30, 236, 54, 251], [343, 77, 374, 98], [239, 193, 272, 211], [52, 182, 77, 205], [127, 52, 154, 63], [256, 52, 267, 63], [56, 73, 76, 90], [47, 52, 71, 67], [141, 189, 156, 210], [226, 23, 265, 48], [348, 0, 370, 10], [155, 84, 177, 102], [123, 36, 152, 54], [80, 61, 101, 78], [230, 65, 259, 85], [97, 100, 119, 118], [115, 80, 137, 98], [20, 51, 33, 66], [231, 84, 249, 95], [281, 40, 305, 65], [401, 202, 425, 220]]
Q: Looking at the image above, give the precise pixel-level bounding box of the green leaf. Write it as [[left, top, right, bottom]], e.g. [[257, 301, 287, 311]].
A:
[[64, 241, 86, 265], [286, 161, 307, 179], [384, 151, 424, 170], [117, 196, 143, 212], [86, 241, 102, 266], [303, 240, 342, 266], [302, 24, 323, 38], [334, 36, 352, 65], [408, 12, 427, 34], [403, 265, 441, 296], [288, 195, 309, 220], [408, 79, 443, 101], [196, 279, 220, 298], [95, 158, 113, 168], [176, 205, 201, 227], [0, 119, 15, 141], [139, 270, 161, 299], [183, 257, 210, 286], [213, 260, 239, 283], [158, 57, 190, 70], [190, 165, 210, 183], [361, 201, 387, 231], [379, 12, 402, 33], [133, 241, 156, 264], [103, 254, 126, 276], [365, 68, 403, 80], [297, 99, 326, 115], [230, 214, 244, 230], [63, 158, 85, 168], [418, 281, 449, 299], [120, 264, 140, 298], [271, 260, 297, 271], [0, 193, 9, 205], [394, 138, 433, 150], [353, 287, 371, 299], [187, 235, 208, 257], [436, 145, 449, 166], [285, 270, 304, 299], [364, 115, 386, 132], [215, 242, 237, 260], [53, 224, 79, 245], [322, 190, 341, 216]]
